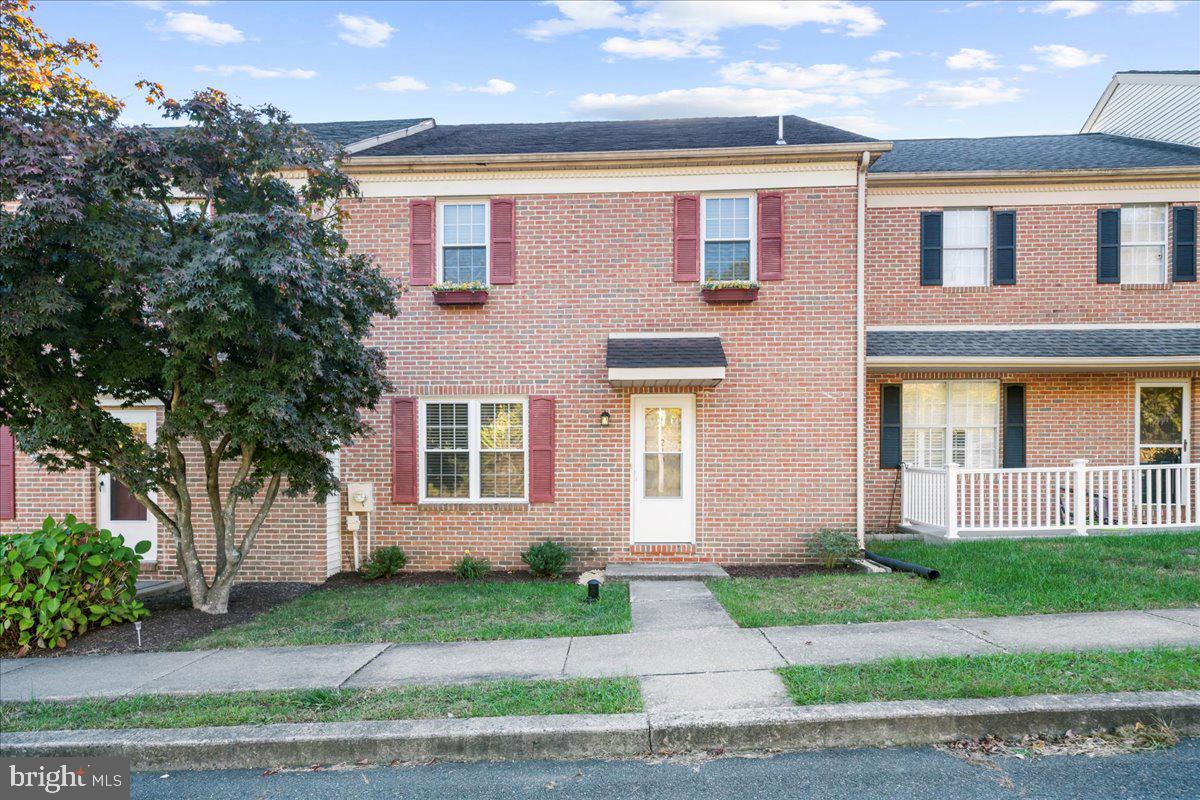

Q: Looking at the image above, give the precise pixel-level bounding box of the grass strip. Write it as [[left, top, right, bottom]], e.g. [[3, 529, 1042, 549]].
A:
[[184, 580, 631, 649], [709, 531, 1200, 627], [0, 677, 642, 733], [778, 647, 1200, 706]]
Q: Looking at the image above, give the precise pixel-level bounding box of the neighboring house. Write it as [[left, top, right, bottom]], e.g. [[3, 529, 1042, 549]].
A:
[[2, 74, 1198, 580], [1081, 71, 1199, 147]]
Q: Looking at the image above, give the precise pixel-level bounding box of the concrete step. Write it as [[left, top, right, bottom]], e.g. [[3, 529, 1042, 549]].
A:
[[604, 562, 729, 581]]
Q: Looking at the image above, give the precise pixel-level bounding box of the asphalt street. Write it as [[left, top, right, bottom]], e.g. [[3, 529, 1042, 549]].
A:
[[132, 738, 1200, 799]]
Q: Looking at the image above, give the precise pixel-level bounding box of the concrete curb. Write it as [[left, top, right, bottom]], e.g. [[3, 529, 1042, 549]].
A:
[[2, 691, 1197, 770]]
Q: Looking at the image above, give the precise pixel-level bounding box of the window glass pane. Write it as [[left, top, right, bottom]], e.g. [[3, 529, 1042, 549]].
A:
[[950, 381, 998, 427], [704, 241, 751, 281], [902, 428, 945, 467], [644, 454, 682, 497], [705, 197, 750, 240], [1121, 205, 1166, 246], [481, 403, 524, 449], [1119, 245, 1165, 285], [953, 428, 997, 468], [425, 452, 469, 498], [1139, 387, 1183, 445], [481, 452, 525, 498], [644, 407, 682, 453], [442, 203, 486, 246], [902, 383, 948, 427], [943, 209, 988, 248], [943, 249, 988, 287], [442, 246, 487, 283], [425, 403, 468, 450]]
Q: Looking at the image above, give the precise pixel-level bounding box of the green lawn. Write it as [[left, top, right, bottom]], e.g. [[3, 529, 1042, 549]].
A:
[[184, 580, 631, 649], [778, 647, 1200, 706], [710, 532, 1200, 628], [0, 678, 642, 733]]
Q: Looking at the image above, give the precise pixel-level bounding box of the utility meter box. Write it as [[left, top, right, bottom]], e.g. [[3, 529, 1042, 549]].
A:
[[347, 482, 375, 513]]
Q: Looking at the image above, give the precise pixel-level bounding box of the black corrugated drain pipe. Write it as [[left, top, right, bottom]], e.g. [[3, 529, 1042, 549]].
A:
[[864, 550, 940, 581]]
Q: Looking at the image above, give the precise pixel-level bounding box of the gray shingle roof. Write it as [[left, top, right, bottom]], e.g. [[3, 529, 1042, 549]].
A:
[[870, 133, 1200, 174], [353, 115, 875, 158], [867, 328, 1200, 359], [607, 336, 728, 369]]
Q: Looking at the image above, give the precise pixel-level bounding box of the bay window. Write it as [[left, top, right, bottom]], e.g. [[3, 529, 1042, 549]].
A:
[[421, 399, 527, 502], [902, 381, 999, 468]]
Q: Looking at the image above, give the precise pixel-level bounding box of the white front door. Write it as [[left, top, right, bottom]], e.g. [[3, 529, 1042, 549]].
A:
[[631, 394, 695, 544], [97, 409, 158, 561]]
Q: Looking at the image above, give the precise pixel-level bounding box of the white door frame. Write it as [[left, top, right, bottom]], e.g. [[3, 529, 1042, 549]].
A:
[[97, 408, 159, 561], [630, 393, 696, 545], [1134, 380, 1191, 464]]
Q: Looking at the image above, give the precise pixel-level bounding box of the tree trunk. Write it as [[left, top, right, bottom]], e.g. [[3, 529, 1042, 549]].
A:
[[195, 579, 233, 614]]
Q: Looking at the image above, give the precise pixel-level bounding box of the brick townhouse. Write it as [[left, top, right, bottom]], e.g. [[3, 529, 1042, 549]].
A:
[[2, 71, 1198, 581]]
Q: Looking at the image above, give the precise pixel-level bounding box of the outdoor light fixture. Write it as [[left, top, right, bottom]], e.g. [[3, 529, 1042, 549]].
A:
[[599, 410, 611, 427], [586, 579, 600, 603]]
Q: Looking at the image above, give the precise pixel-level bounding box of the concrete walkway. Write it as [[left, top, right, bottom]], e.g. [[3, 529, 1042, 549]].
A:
[[2, 602, 1198, 705]]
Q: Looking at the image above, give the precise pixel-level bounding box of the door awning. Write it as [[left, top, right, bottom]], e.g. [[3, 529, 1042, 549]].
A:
[[607, 333, 727, 387]]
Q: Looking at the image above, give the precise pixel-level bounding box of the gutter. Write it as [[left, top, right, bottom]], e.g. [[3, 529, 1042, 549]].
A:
[[867, 164, 1200, 187], [866, 355, 1200, 370], [855, 150, 870, 551]]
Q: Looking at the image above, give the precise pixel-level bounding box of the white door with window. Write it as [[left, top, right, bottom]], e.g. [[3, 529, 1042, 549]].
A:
[[97, 408, 158, 560], [631, 395, 695, 544], [1136, 382, 1190, 505]]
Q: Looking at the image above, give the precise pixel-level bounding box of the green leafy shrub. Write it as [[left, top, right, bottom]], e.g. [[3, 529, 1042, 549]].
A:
[[453, 551, 491, 581], [0, 515, 149, 654], [701, 279, 760, 291], [361, 546, 408, 580], [812, 528, 858, 570], [521, 540, 571, 578]]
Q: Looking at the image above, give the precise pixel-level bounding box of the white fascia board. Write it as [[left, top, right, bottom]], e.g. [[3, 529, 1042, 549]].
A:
[[868, 323, 1200, 331], [866, 356, 1200, 370], [343, 119, 435, 155], [607, 366, 726, 384]]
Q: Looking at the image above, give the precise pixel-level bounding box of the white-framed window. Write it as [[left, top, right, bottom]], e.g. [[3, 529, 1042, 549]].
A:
[[901, 381, 999, 468], [437, 201, 489, 284], [942, 208, 990, 287], [701, 195, 755, 281], [1120, 204, 1168, 285], [420, 398, 527, 503]]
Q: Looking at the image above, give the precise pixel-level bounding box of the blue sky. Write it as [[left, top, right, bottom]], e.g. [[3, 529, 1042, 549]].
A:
[[35, 0, 1200, 140]]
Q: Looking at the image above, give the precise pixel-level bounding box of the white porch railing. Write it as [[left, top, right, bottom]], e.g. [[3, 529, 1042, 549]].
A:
[[900, 460, 1200, 538]]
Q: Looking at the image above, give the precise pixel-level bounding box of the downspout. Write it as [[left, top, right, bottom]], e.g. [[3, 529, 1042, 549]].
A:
[[856, 150, 870, 551]]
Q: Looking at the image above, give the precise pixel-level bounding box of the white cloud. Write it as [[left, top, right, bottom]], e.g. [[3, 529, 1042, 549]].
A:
[[945, 48, 999, 70], [373, 75, 428, 93], [194, 65, 317, 80], [1032, 44, 1106, 68], [869, 49, 902, 63], [527, 0, 885, 41], [757, 38, 782, 51], [1034, 1, 1100, 17], [909, 78, 1023, 109], [336, 13, 395, 48], [571, 86, 859, 119], [153, 11, 244, 45], [1018, 63, 1039, 73], [1125, 0, 1179, 12], [816, 114, 894, 137], [719, 61, 907, 95], [451, 78, 517, 95], [601, 36, 722, 59]]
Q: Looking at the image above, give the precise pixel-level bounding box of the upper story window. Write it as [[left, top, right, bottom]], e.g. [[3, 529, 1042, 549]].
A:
[[902, 380, 999, 469], [438, 202, 488, 284], [942, 208, 990, 287], [702, 195, 755, 281], [1120, 204, 1168, 285], [421, 398, 527, 503]]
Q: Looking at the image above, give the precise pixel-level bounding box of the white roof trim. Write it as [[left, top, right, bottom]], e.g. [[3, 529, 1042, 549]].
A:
[[869, 323, 1200, 332], [607, 366, 725, 387], [343, 119, 436, 155], [867, 356, 1200, 370]]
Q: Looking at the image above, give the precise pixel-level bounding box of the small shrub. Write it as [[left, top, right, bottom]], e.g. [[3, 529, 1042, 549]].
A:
[[812, 528, 858, 570], [0, 515, 149, 655], [453, 551, 491, 581], [522, 540, 571, 578], [361, 546, 408, 581]]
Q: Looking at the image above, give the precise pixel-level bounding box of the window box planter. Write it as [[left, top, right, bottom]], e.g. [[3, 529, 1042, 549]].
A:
[[701, 284, 759, 304], [432, 283, 490, 306]]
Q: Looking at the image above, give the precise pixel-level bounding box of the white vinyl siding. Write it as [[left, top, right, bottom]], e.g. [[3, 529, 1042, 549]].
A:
[[1120, 204, 1168, 285], [942, 209, 989, 287], [902, 381, 999, 468]]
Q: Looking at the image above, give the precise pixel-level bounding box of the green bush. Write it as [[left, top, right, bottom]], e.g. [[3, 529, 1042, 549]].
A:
[[453, 551, 491, 581], [361, 546, 408, 580], [812, 528, 858, 570], [521, 540, 571, 578], [0, 515, 149, 654]]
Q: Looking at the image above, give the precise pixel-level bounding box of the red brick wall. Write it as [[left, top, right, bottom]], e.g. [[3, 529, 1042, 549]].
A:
[[337, 186, 861, 569], [864, 371, 1200, 531], [867, 203, 1199, 325]]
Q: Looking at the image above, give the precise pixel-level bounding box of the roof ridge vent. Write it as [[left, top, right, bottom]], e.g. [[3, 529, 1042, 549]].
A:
[[776, 114, 786, 146]]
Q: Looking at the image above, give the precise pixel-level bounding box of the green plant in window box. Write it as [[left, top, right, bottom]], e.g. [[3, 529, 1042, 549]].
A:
[[700, 280, 759, 291], [432, 281, 490, 293]]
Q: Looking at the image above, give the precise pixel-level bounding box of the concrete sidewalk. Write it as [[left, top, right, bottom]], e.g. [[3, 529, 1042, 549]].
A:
[[2, 605, 1198, 704]]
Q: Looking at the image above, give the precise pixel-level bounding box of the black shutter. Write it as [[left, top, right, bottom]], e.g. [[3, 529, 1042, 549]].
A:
[[1173, 206, 1197, 283], [880, 384, 903, 469], [992, 210, 1016, 285], [1097, 208, 1120, 284], [920, 212, 943, 286], [1002, 384, 1027, 469]]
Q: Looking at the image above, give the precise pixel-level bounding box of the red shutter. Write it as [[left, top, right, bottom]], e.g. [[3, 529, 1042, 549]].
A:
[[758, 191, 784, 280], [409, 200, 435, 286], [673, 195, 700, 282], [490, 198, 515, 285], [391, 398, 419, 503], [528, 397, 556, 503], [0, 426, 14, 521]]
